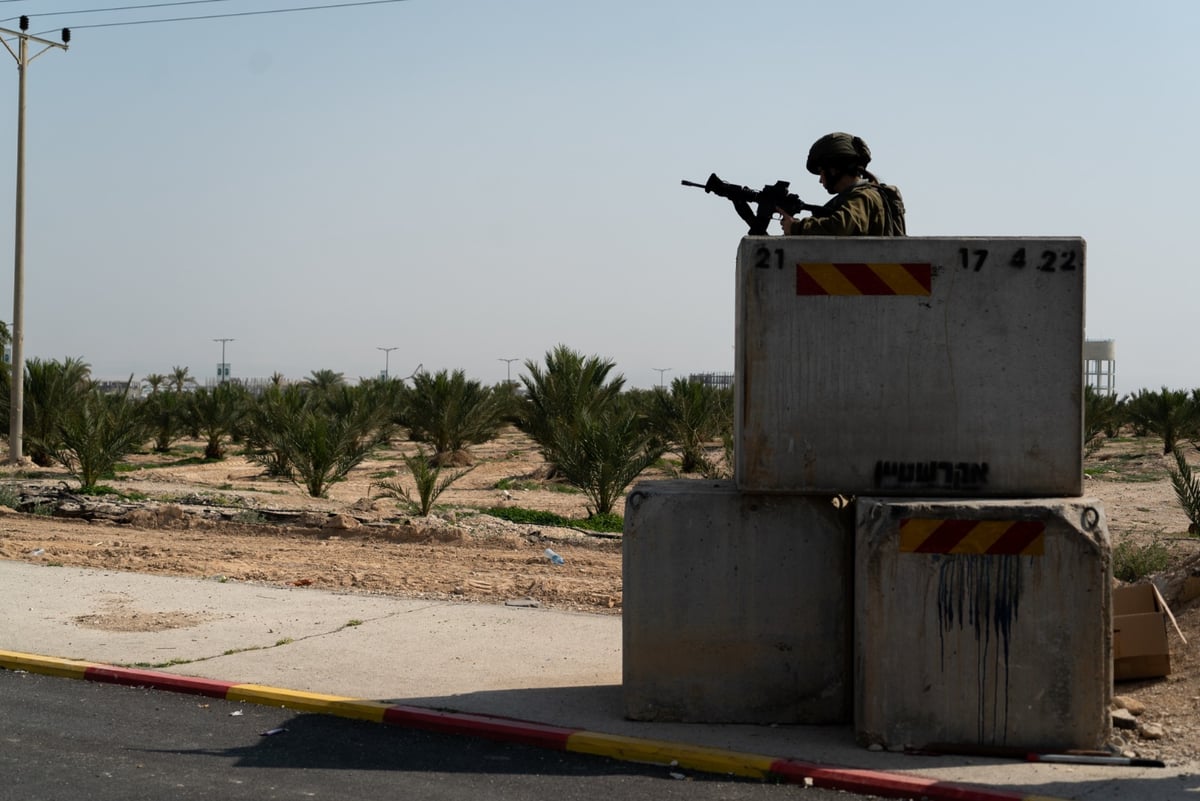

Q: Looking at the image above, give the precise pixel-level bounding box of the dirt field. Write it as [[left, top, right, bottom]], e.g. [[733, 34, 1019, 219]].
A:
[[0, 427, 627, 614], [1, 428, 1199, 763]]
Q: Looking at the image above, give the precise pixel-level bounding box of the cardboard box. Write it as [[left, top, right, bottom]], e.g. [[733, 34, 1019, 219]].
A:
[[1113, 584, 1171, 681]]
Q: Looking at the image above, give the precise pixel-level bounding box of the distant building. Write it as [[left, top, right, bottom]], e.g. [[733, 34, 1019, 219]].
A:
[[201, 376, 284, 396], [687, 372, 734, 390], [1083, 339, 1116, 396], [94, 379, 141, 397]]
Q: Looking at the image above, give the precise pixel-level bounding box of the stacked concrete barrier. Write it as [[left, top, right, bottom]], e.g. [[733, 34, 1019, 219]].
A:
[[622, 481, 852, 723], [735, 236, 1085, 497], [856, 497, 1111, 750], [623, 236, 1110, 745]]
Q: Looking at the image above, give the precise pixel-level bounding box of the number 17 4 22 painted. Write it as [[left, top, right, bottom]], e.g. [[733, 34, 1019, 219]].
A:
[[958, 247, 1078, 273]]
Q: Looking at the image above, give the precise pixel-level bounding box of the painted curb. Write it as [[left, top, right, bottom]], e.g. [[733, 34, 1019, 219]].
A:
[[0, 649, 1069, 801]]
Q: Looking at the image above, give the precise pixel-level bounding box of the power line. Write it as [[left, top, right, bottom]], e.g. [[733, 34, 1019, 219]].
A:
[[4, 0, 240, 24], [31, 0, 412, 33]]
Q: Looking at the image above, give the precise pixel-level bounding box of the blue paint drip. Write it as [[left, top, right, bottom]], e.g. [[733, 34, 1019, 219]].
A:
[[936, 555, 1023, 744]]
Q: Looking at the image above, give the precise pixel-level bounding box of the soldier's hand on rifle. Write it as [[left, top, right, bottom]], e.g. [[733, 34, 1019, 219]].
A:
[[777, 208, 797, 234]]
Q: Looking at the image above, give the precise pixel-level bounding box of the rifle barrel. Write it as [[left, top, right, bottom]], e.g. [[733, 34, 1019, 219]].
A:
[[680, 179, 706, 188]]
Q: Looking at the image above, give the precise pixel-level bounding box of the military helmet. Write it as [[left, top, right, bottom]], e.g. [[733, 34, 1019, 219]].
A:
[[806, 132, 872, 174]]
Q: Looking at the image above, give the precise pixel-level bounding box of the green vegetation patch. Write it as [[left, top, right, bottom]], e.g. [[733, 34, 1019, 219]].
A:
[[0, 484, 20, 508], [113, 456, 212, 472], [154, 491, 254, 509], [483, 506, 623, 534], [494, 478, 580, 494], [1086, 449, 1170, 482], [1112, 536, 1172, 582], [483, 506, 564, 526], [573, 512, 623, 533], [75, 485, 149, 500]]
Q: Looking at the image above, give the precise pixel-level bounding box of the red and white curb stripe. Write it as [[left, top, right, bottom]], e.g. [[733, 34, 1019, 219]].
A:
[[0, 649, 1067, 801]]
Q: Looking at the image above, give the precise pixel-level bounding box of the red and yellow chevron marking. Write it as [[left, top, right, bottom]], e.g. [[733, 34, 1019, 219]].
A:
[[796, 262, 932, 296], [899, 518, 1045, 556]]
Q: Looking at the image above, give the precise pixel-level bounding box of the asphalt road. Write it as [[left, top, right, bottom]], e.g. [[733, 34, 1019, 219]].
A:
[[0, 670, 875, 801]]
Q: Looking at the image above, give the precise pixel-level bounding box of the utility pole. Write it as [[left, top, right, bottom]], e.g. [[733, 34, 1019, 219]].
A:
[[214, 338, 234, 383], [3, 18, 69, 464], [377, 346, 397, 379], [498, 357, 518, 385], [653, 367, 672, 389]]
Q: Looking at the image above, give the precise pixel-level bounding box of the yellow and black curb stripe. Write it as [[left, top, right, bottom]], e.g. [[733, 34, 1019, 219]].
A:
[[0, 649, 1068, 801]]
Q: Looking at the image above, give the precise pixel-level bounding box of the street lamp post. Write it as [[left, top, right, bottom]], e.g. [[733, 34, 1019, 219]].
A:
[[3, 18, 70, 464], [498, 357, 518, 385], [214, 338, 234, 383], [652, 367, 672, 388], [377, 346, 398, 379]]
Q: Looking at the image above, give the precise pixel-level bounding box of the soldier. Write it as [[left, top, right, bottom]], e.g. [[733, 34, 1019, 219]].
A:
[[780, 132, 906, 236]]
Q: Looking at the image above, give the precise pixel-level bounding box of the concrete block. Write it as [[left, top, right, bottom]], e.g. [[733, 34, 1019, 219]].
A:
[[622, 480, 852, 724], [735, 236, 1085, 496], [855, 497, 1111, 751]]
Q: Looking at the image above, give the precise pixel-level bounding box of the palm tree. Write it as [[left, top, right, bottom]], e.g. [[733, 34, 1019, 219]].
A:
[[143, 373, 167, 394], [516, 345, 625, 474], [357, 375, 407, 435], [647, 377, 732, 474], [52, 382, 146, 492], [169, 365, 194, 393], [1169, 446, 1200, 536], [0, 322, 10, 435], [304, 369, 345, 395], [492, 379, 524, 421], [551, 405, 665, 517], [1123, 387, 1200, 455], [1084, 385, 1121, 455], [24, 356, 92, 467], [1193, 390, 1200, 449], [403, 368, 506, 465], [140, 388, 186, 453], [243, 383, 307, 477], [376, 447, 474, 516], [246, 383, 385, 497], [186, 382, 248, 459], [0, 321, 10, 395]]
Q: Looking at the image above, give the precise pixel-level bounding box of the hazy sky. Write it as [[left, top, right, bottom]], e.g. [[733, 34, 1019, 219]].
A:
[[0, 0, 1193, 392]]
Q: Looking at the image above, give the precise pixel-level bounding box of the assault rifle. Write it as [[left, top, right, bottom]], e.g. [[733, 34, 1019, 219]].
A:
[[681, 173, 826, 235]]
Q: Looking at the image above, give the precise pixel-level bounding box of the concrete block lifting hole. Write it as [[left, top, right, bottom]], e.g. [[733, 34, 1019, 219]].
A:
[[855, 497, 1111, 751], [735, 236, 1085, 497], [622, 480, 852, 724]]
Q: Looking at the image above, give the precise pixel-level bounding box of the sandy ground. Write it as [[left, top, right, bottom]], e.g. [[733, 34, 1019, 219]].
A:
[[1, 428, 1200, 762], [0, 427, 628, 614]]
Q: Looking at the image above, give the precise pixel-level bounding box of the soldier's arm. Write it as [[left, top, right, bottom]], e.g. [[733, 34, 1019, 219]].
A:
[[784, 190, 875, 236]]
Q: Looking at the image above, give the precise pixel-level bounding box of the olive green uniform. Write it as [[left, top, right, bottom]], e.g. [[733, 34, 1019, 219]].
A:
[[785, 181, 892, 236]]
